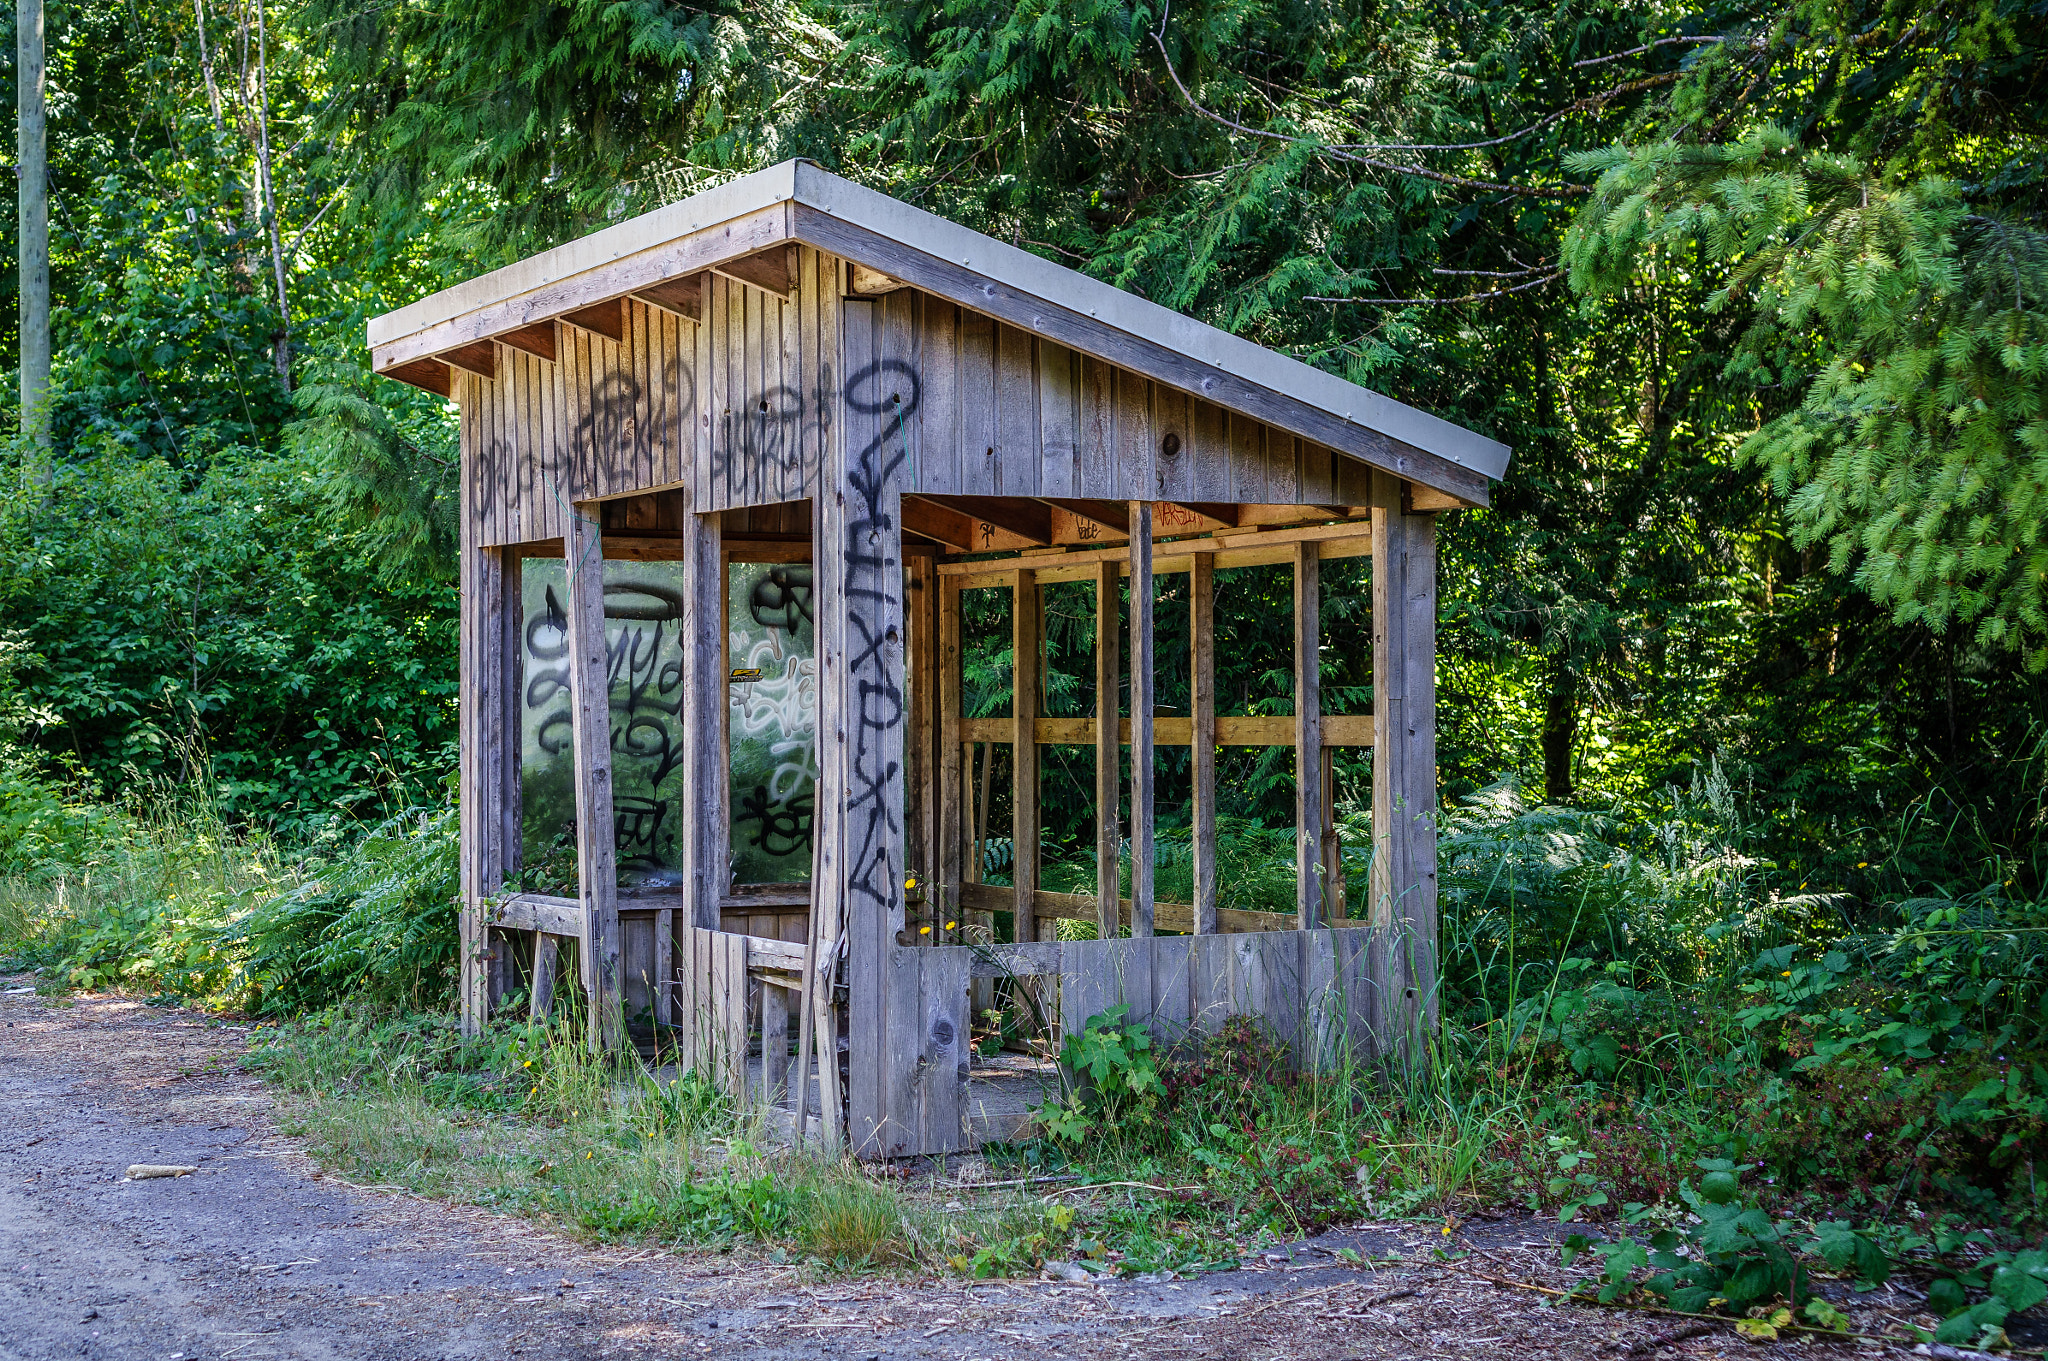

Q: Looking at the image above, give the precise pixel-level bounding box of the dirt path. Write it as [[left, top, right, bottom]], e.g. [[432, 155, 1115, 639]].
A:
[[1, 980, 1928, 1360]]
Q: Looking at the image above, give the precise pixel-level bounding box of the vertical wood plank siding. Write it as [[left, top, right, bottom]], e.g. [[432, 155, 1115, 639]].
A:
[[463, 260, 1368, 547]]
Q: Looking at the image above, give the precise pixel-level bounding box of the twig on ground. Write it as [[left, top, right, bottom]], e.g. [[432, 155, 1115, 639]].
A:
[[1039, 1181, 1202, 1198], [1615, 1320, 1716, 1353]]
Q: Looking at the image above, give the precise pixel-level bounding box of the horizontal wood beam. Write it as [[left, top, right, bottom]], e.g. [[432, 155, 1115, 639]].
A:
[[508, 536, 811, 563], [485, 893, 583, 938], [1407, 482, 1462, 512], [956, 881, 1304, 941], [850, 263, 906, 295], [1041, 498, 1130, 534], [945, 522, 1374, 586], [946, 495, 1053, 546], [901, 496, 976, 551], [958, 713, 1373, 747]]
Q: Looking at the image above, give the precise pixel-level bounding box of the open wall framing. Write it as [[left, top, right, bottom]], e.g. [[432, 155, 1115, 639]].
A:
[[380, 161, 1504, 1159]]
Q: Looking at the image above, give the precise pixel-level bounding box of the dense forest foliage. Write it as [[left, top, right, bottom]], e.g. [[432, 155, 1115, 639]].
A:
[[3, 0, 2047, 1311]]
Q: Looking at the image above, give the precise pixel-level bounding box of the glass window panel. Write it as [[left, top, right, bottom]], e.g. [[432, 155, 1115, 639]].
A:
[[519, 558, 691, 891], [727, 561, 816, 884]]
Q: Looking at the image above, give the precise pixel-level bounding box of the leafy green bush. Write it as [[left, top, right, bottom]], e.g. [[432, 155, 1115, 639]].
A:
[[1038, 1004, 1163, 1145], [223, 803, 459, 1014]]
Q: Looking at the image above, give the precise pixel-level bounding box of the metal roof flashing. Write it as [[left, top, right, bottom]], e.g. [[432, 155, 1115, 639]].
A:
[[368, 159, 1510, 486]]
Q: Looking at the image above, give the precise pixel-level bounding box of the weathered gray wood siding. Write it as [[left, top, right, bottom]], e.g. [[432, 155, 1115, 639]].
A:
[[458, 251, 1376, 547]]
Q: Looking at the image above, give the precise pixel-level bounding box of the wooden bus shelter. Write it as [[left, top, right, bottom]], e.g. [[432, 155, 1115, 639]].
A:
[[370, 161, 1510, 1158]]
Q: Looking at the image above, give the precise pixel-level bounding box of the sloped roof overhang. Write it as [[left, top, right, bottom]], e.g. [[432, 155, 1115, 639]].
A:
[[369, 161, 1509, 507]]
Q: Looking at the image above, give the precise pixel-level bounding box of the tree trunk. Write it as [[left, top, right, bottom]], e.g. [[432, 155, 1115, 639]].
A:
[[251, 0, 290, 391], [1541, 660, 1577, 804], [17, 0, 49, 448]]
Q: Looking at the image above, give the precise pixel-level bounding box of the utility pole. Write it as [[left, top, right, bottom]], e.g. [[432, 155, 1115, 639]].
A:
[[17, 0, 49, 447]]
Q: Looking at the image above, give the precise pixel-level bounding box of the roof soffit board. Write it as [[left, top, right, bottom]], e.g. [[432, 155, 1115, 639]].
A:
[[368, 162, 799, 351]]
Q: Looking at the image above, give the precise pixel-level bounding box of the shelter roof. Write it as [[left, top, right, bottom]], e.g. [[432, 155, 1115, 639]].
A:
[[369, 160, 1510, 505]]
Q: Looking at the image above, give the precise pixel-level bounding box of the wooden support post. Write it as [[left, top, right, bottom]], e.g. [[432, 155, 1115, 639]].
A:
[[939, 575, 966, 940], [1321, 748, 1345, 920], [1294, 540, 1323, 930], [564, 503, 622, 1050], [1370, 472, 1439, 1035], [1128, 501, 1154, 939], [459, 541, 515, 1035], [682, 509, 725, 931], [529, 931, 558, 1020], [653, 907, 674, 1027], [1011, 568, 1041, 943], [1094, 560, 1120, 938], [908, 552, 939, 935], [824, 298, 912, 1156], [762, 978, 791, 1105], [1190, 550, 1218, 935]]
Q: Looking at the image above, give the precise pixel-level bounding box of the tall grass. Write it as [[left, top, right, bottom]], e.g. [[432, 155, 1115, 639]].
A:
[[0, 748, 455, 1012]]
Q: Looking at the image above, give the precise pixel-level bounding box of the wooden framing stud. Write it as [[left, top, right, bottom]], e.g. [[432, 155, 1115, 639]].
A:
[[1294, 539, 1323, 930], [1011, 568, 1042, 943], [1094, 560, 1120, 938], [564, 502, 623, 1049], [1127, 502, 1155, 939], [1190, 549, 1218, 935]]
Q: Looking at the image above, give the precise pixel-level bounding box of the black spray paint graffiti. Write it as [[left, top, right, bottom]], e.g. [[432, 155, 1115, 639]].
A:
[[708, 363, 833, 490], [730, 564, 816, 862], [837, 359, 922, 930], [473, 350, 694, 531], [522, 573, 691, 878]]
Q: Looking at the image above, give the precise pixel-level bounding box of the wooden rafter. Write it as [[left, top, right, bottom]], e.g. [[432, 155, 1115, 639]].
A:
[[900, 496, 977, 552], [438, 340, 497, 379], [562, 299, 625, 341], [633, 273, 703, 321], [1043, 497, 1130, 533], [381, 357, 452, 396], [715, 244, 795, 297], [947, 495, 1052, 546], [498, 321, 558, 362]]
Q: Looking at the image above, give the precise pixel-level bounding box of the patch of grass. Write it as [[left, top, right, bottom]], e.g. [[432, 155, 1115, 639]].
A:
[[247, 1005, 1058, 1274]]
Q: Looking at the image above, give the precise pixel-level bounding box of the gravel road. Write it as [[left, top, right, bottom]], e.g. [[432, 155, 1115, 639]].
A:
[[1, 978, 1937, 1361]]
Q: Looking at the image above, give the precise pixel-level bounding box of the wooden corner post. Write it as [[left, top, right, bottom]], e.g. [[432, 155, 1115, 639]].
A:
[[457, 373, 521, 1037], [565, 502, 623, 1050], [1369, 473, 1440, 1040], [826, 296, 911, 1156]]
